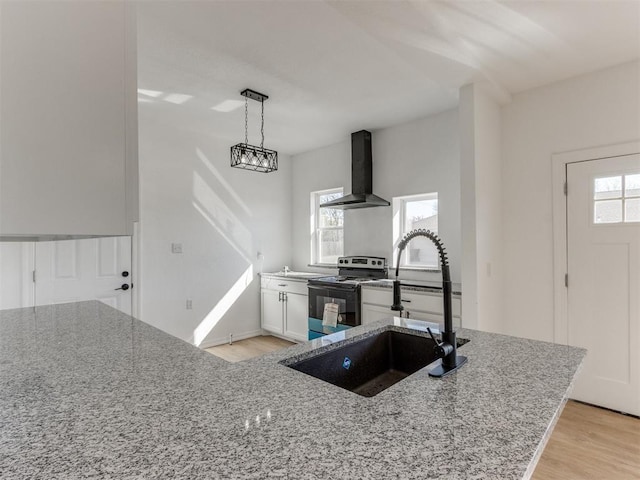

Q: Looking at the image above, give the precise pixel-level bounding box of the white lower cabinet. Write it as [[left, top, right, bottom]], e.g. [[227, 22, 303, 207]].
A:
[[260, 278, 309, 342], [261, 289, 284, 334], [361, 287, 462, 328], [283, 292, 308, 342]]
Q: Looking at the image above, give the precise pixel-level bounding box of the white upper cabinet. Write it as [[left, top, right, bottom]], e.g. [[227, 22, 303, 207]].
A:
[[0, 1, 138, 238]]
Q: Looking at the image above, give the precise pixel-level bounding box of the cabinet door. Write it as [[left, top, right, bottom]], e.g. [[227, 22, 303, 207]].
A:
[[362, 304, 396, 325], [261, 289, 283, 334], [284, 292, 308, 342]]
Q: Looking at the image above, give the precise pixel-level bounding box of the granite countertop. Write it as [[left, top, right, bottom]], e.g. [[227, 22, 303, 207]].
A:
[[260, 271, 329, 281], [0, 301, 585, 479], [362, 279, 463, 295], [261, 271, 462, 295]]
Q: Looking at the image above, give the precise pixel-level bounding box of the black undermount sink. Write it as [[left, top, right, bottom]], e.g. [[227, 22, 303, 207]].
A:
[[285, 330, 469, 397]]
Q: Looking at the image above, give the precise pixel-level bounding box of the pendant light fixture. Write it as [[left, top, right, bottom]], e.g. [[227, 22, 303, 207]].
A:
[[230, 88, 278, 173]]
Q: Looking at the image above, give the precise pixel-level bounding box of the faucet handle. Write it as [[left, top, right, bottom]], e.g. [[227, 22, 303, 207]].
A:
[[426, 326, 439, 344], [426, 327, 453, 359]]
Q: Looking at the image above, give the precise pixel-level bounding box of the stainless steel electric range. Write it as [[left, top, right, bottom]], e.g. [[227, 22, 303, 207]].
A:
[[307, 256, 388, 340]]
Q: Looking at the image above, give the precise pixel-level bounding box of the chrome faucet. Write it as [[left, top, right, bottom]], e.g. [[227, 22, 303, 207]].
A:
[[391, 229, 467, 377]]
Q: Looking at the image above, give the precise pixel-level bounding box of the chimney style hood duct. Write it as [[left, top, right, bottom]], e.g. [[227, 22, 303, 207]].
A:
[[320, 130, 390, 210]]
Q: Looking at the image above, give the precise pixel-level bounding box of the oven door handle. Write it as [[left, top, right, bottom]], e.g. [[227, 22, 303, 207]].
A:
[[308, 284, 358, 294]]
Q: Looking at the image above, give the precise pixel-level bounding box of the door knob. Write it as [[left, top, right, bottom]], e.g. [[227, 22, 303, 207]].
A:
[[122, 271, 129, 278], [115, 284, 130, 291]]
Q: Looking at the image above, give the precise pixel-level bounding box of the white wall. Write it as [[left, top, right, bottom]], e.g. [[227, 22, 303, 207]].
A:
[[0, 243, 33, 309], [501, 60, 640, 342], [459, 84, 504, 332], [0, 1, 138, 238], [138, 114, 292, 346], [291, 109, 461, 284]]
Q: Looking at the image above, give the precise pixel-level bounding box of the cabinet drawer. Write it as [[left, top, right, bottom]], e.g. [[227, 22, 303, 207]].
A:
[[261, 277, 308, 295], [361, 287, 461, 317], [361, 288, 392, 306], [400, 292, 461, 317]]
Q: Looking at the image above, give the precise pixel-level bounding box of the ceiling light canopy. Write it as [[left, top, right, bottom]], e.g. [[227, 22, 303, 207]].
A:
[[230, 88, 278, 173]]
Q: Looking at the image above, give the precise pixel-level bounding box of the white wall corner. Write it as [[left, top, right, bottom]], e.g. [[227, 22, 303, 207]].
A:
[[459, 83, 505, 333], [472, 78, 512, 107], [459, 84, 479, 330]]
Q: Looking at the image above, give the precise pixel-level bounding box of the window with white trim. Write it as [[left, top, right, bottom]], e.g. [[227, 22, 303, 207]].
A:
[[311, 188, 344, 265], [593, 173, 640, 224], [392, 192, 439, 268]]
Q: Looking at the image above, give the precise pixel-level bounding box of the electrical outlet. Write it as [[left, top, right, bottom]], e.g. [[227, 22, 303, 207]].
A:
[[186, 299, 192, 310], [171, 243, 183, 254], [257, 251, 264, 260]]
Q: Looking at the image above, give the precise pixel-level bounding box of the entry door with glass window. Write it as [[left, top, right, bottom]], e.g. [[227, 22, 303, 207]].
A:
[[35, 236, 132, 314], [567, 154, 640, 415]]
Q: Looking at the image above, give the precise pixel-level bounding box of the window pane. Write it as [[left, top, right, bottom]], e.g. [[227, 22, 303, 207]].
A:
[[625, 174, 640, 198], [625, 198, 640, 222], [594, 199, 622, 224], [319, 208, 343, 228], [319, 229, 343, 264], [594, 176, 622, 200], [319, 192, 342, 204], [404, 199, 438, 233], [395, 194, 439, 268], [406, 237, 439, 267]]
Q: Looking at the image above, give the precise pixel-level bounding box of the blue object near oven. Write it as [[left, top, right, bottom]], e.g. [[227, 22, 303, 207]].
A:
[[308, 318, 353, 340], [307, 282, 361, 340]]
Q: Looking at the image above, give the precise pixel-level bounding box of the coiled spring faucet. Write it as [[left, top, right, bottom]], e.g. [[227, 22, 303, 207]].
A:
[[391, 229, 467, 377]]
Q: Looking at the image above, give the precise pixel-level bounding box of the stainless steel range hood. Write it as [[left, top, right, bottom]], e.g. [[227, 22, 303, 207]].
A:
[[320, 130, 390, 210]]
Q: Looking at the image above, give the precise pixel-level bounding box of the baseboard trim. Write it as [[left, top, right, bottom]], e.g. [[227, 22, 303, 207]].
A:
[[199, 329, 264, 349], [268, 332, 303, 344]]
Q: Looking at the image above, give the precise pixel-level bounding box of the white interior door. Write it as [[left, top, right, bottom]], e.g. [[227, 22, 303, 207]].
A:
[[567, 154, 640, 416], [35, 236, 132, 314]]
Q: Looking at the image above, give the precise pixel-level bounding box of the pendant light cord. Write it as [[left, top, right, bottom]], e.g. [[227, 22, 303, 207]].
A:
[[260, 99, 265, 150], [244, 95, 248, 146]]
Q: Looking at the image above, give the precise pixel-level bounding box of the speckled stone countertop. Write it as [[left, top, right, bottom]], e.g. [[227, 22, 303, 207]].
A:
[[260, 271, 329, 281], [0, 301, 584, 479], [362, 278, 462, 295], [261, 271, 462, 295]]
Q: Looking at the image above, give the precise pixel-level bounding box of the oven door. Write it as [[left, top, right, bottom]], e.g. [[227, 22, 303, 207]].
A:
[[308, 284, 360, 338]]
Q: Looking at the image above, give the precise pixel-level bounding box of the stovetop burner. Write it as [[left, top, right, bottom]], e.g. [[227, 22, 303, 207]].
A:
[[308, 256, 388, 287], [310, 275, 376, 285]]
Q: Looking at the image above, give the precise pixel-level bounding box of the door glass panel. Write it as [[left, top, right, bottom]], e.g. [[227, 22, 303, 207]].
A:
[[625, 198, 640, 222], [594, 176, 622, 200], [625, 174, 640, 197], [594, 199, 622, 224]]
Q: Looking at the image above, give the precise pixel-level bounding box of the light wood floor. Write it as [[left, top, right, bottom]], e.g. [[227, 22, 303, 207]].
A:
[[204, 335, 294, 362], [205, 337, 639, 478], [532, 400, 639, 480]]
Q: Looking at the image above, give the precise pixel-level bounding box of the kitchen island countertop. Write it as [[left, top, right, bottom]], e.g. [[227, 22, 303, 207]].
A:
[[0, 301, 584, 479]]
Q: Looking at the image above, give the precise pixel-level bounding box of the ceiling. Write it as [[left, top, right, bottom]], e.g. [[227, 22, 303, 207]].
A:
[[136, 0, 640, 155]]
